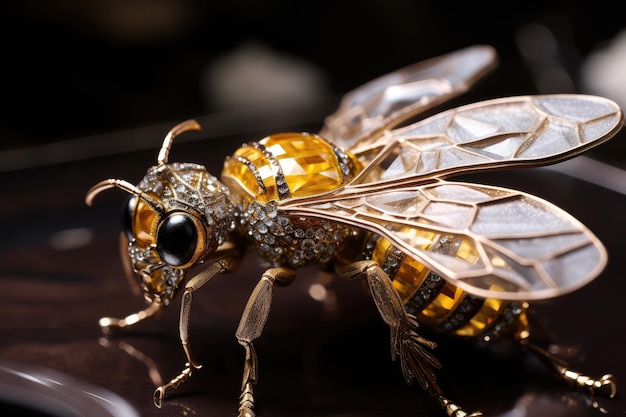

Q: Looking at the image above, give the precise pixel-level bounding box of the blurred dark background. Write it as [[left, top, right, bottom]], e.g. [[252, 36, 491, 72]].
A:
[[1, 0, 625, 170], [0, 3, 624, 416]]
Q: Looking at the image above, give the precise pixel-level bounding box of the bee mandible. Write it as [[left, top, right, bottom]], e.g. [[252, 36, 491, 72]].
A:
[[86, 45, 623, 417]]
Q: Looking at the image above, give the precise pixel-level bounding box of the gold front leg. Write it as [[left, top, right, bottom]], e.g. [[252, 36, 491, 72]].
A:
[[99, 299, 162, 334], [153, 256, 240, 407]]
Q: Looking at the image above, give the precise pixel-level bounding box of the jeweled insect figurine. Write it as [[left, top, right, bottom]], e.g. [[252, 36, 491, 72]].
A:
[[86, 45, 623, 417]]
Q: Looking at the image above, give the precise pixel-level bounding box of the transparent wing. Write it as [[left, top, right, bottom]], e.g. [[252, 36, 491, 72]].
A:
[[346, 94, 623, 188], [319, 45, 498, 151], [282, 181, 607, 301]]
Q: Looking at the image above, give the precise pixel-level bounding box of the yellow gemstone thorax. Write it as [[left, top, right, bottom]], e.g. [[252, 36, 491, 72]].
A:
[[222, 132, 360, 202]]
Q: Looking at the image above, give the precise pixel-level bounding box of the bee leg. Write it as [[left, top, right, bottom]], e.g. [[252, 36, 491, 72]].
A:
[[337, 261, 441, 384], [98, 234, 162, 334], [99, 299, 162, 334], [235, 267, 296, 417], [153, 256, 240, 407], [337, 261, 480, 416], [522, 340, 617, 398], [430, 382, 483, 417]]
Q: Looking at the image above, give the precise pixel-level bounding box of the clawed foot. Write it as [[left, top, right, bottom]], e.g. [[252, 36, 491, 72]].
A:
[[99, 302, 162, 335], [153, 362, 201, 407], [438, 394, 482, 417], [524, 342, 618, 399], [237, 382, 256, 417], [238, 407, 256, 417], [98, 317, 121, 334], [153, 385, 166, 408], [583, 373, 617, 398]]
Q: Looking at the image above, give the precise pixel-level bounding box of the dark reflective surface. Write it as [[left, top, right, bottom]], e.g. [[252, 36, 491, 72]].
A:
[[1, 121, 624, 417], [0, 360, 139, 417]]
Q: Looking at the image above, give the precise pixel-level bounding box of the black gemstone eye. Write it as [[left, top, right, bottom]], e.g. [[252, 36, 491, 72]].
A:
[[156, 213, 198, 266], [121, 195, 136, 241]]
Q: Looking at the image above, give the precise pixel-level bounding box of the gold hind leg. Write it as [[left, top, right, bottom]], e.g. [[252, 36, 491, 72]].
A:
[[523, 340, 616, 398], [337, 260, 482, 417]]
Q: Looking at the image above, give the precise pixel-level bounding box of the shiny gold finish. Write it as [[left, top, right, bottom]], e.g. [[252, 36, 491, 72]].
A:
[[336, 260, 440, 387], [87, 45, 623, 416], [154, 254, 242, 407], [523, 341, 617, 398], [157, 119, 201, 165], [234, 267, 296, 417], [99, 300, 162, 334]]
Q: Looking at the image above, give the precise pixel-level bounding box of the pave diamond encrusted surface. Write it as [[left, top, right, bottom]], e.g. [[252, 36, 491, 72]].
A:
[[128, 162, 237, 304]]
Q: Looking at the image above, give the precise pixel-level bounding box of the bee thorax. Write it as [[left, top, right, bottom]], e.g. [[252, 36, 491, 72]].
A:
[[238, 200, 354, 268]]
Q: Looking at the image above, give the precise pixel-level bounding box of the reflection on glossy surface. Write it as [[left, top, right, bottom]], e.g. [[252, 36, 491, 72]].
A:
[[0, 361, 139, 417], [98, 337, 164, 387], [91, 313, 617, 417]]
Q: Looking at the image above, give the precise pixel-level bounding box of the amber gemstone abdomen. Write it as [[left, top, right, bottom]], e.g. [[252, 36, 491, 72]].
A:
[[367, 233, 525, 341]]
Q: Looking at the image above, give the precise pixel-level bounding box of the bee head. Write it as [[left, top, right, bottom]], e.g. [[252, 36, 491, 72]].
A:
[[86, 120, 236, 305]]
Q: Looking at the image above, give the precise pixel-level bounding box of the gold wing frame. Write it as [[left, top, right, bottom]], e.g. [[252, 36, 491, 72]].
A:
[[350, 94, 623, 187], [320, 45, 498, 151], [284, 181, 608, 301], [282, 48, 623, 301]]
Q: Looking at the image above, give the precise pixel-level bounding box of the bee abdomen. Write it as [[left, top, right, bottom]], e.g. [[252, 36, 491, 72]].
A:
[[362, 233, 526, 342]]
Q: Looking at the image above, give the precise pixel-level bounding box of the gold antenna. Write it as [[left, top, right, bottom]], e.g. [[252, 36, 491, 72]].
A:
[[157, 119, 202, 165], [85, 178, 164, 214]]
